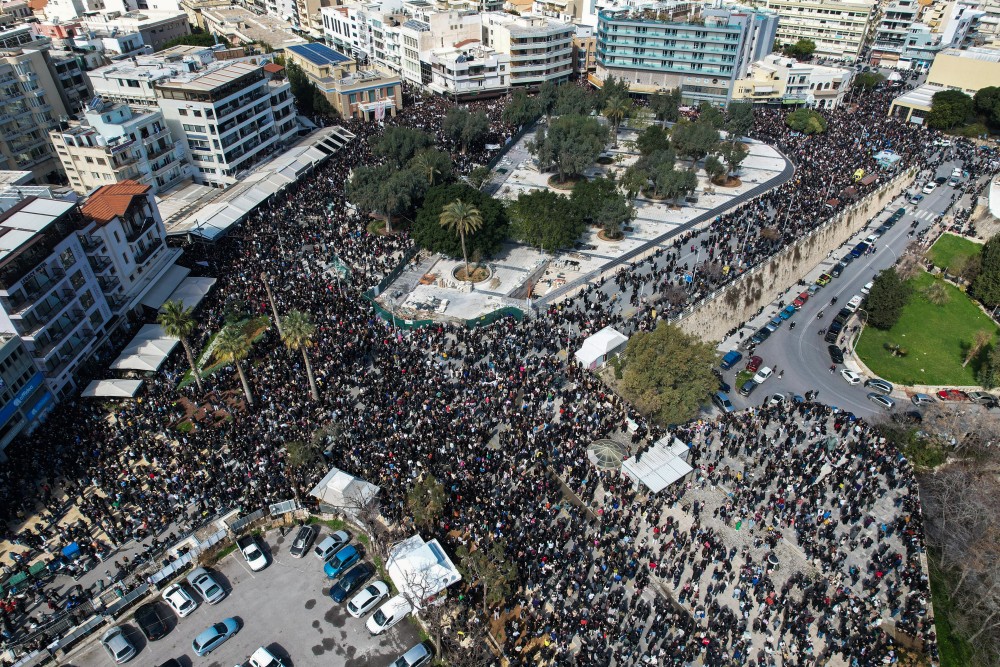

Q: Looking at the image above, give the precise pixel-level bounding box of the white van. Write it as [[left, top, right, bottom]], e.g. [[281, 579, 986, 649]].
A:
[[366, 595, 412, 635], [845, 295, 864, 312]]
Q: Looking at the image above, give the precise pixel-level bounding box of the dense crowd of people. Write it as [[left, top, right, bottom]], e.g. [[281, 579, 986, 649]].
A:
[[0, 79, 962, 665]]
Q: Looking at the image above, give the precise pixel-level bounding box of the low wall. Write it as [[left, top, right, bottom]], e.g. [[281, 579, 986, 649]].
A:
[[673, 167, 918, 342]]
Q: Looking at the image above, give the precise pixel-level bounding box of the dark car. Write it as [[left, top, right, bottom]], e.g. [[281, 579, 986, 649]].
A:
[[828, 345, 844, 364], [828, 320, 844, 335], [739, 380, 758, 397], [891, 410, 923, 425], [836, 307, 853, 322], [330, 563, 375, 603], [289, 524, 319, 559], [135, 602, 173, 641], [157, 661, 182, 667], [750, 328, 771, 345], [840, 253, 854, 265], [830, 262, 846, 278], [850, 242, 869, 258], [876, 224, 891, 236], [746, 356, 763, 373], [935, 175, 947, 185], [824, 329, 839, 344]]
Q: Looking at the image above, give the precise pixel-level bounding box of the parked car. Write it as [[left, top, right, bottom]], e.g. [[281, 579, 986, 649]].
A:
[[746, 356, 763, 373], [909, 193, 924, 204], [911, 393, 936, 406], [186, 567, 226, 605], [347, 581, 390, 618], [780, 304, 797, 320], [192, 618, 240, 656], [366, 595, 412, 635], [390, 643, 434, 667], [247, 646, 286, 667], [850, 242, 869, 258], [792, 292, 810, 308], [767, 316, 782, 331], [324, 545, 361, 579], [752, 367, 773, 384], [934, 175, 947, 185], [824, 329, 840, 344], [840, 253, 854, 265], [828, 320, 844, 335], [868, 393, 895, 410], [845, 295, 864, 312], [834, 308, 853, 325], [968, 391, 998, 406], [712, 391, 734, 413], [815, 273, 832, 286], [807, 284, 821, 296], [922, 182, 936, 194], [830, 262, 846, 278], [101, 626, 137, 664], [134, 602, 172, 641], [864, 378, 893, 395], [719, 350, 743, 370], [289, 525, 319, 558], [237, 535, 268, 572], [739, 380, 758, 397], [313, 531, 350, 560], [161, 583, 198, 618], [330, 563, 374, 603], [828, 345, 844, 364], [750, 328, 771, 345], [841, 369, 862, 385], [861, 281, 873, 295], [767, 393, 785, 406]]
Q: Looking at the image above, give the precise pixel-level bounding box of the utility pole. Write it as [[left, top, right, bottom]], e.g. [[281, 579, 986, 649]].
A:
[[261, 271, 284, 338]]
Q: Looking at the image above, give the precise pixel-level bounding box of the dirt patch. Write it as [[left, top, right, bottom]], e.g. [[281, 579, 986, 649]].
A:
[[418, 273, 438, 285], [547, 174, 585, 190], [454, 265, 491, 283], [597, 230, 624, 242], [712, 176, 743, 188]]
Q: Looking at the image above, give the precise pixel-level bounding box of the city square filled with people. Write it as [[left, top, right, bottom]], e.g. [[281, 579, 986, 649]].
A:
[[0, 78, 970, 665]]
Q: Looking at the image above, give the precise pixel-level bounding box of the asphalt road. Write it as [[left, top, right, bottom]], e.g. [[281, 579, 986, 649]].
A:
[[722, 157, 971, 416], [63, 528, 420, 667]]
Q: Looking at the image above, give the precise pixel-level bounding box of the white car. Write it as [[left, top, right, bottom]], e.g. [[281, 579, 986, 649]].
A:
[[240, 538, 268, 572], [861, 281, 873, 295], [366, 595, 412, 635], [248, 646, 286, 667], [845, 295, 864, 313], [752, 367, 772, 384], [347, 581, 390, 618], [922, 182, 936, 194], [161, 583, 198, 618], [841, 369, 862, 385], [186, 566, 226, 604]]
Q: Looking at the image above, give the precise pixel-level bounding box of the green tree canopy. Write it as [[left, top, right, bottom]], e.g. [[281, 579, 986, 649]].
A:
[[596, 74, 631, 111], [635, 125, 671, 155], [649, 88, 682, 127], [160, 28, 230, 51], [442, 107, 490, 154], [406, 475, 446, 530], [158, 299, 202, 394], [867, 268, 914, 329], [439, 198, 483, 278], [704, 155, 725, 183], [536, 81, 559, 120], [671, 120, 720, 164], [971, 234, 1000, 308], [409, 149, 453, 187], [928, 89, 974, 130], [785, 108, 828, 134], [619, 323, 719, 425], [853, 71, 886, 91], [621, 164, 650, 199], [719, 141, 750, 175], [978, 345, 1000, 389], [413, 183, 508, 258], [656, 168, 698, 204], [372, 127, 435, 167], [973, 86, 1000, 128], [697, 102, 725, 129], [529, 114, 609, 183], [508, 189, 584, 252], [571, 177, 633, 236], [553, 83, 596, 116], [502, 89, 540, 127], [347, 164, 427, 232], [784, 39, 816, 60], [284, 61, 336, 119], [456, 539, 518, 614], [725, 101, 755, 139]]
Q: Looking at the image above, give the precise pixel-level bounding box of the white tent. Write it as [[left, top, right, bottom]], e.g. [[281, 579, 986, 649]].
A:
[[81, 379, 144, 398], [621, 436, 693, 493], [386, 535, 461, 609], [309, 466, 380, 515], [159, 276, 217, 312], [110, 324, 179, 372], [139, 264, 191, 310], [575, 326, 629, 370]]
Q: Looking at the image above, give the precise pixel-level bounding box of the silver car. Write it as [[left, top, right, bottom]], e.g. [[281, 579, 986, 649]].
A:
[[868, 393, 895, 410], [101, 626, 137, 664], [186, 567, 226, 604], [390, 642, 433, 667]]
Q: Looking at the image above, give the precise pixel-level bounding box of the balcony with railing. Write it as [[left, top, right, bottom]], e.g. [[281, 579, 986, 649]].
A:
[[133, 242, 160, 266], [31, 311, 83, 357], [6, 267, 66, 313], [88, 255, 112, 274], [78, 234, 103, 252], [126, 216, 156, 244]]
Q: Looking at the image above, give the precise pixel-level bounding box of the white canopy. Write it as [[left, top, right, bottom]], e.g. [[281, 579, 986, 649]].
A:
[[309, 466, 380, 514], [621, 436, 693, 494], [575, 326, 628, 369], [110, 324, 179, 372], [140, 264, 191, 310], [386, 535, 461, 609], [159, 276, 217, 312], [81, 379, 144, 398]]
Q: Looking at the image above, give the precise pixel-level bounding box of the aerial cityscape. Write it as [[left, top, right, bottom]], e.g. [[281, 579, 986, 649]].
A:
[[0, 0, 998, 665]]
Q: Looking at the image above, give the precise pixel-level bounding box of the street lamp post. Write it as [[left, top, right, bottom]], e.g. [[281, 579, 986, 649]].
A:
[[261, 271, 284, 338]]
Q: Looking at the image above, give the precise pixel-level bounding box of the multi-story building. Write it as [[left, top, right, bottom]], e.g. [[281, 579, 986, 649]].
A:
[[731, 53, 853, 108], [925, 46, 1000, 95], [756, 0, 876, 61], [427, 41, 511, 98], [44, 0, 108, 23], [481, 12, 573, 88], [870, 0, 921, 65], [81, 11, 191, 51], [0, 334, 52, 460], [394, 9, 482, 85], [200, 6, 308, 51], [286, 42, 402, 119], [594, 3, 778, 106], [321, 0, 406, 65], [51, 100, 191, 195], [0, 198, 111, 398]]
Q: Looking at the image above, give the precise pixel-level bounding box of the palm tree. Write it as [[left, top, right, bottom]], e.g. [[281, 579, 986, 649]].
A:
[[439, 199, 483, 280], [411, 150, 443, 186], [281, 310, 319, 402], [158, 300, 203, 393], [602, 96, 632, 149], [214, 324, 254, 408]]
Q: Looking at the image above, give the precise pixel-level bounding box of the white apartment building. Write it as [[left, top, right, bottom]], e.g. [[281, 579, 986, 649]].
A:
[[0, 198, 111, 398], [44, 0, 108, 23], [321, 0, 405, 65], [81, 11, 191, 51], [71, 29, 151, 59], [51, 100, 191, 195], [481, 12, 573, 87], [732, 53, 854, 108], [871, 0, 921, 65], [427, 41, 511, 97], [758, 0, 877, 61], [395, 9, 481, 84]]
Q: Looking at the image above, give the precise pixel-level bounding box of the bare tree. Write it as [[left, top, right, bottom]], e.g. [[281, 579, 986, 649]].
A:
[[963, 329, 992, 367]]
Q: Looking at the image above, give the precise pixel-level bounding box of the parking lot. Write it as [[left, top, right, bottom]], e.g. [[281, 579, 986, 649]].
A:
[[63, 527, 421, 667]]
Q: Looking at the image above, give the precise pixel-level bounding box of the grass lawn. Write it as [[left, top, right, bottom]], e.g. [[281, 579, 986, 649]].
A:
[[856, 272, 999, 386], [926, 233, 981, 274]]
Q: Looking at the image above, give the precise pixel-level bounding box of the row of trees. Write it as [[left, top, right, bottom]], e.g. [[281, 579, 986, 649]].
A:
[[928, 87, 1000, 136]]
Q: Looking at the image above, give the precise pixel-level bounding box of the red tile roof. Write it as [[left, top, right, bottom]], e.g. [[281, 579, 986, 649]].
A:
[[453, 38, 479, 48], [80, 180, 150, 225], [263, 62, 284, 73], [27, 0, 46, 10]]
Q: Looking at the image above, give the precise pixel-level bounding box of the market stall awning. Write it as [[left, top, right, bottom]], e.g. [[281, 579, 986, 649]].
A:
[[110, 324, 179, 372], [159, 276, 217, 312], [140, 263, 191, 310], [81, 379, 145, 398], [621, 437, 693, 493]]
